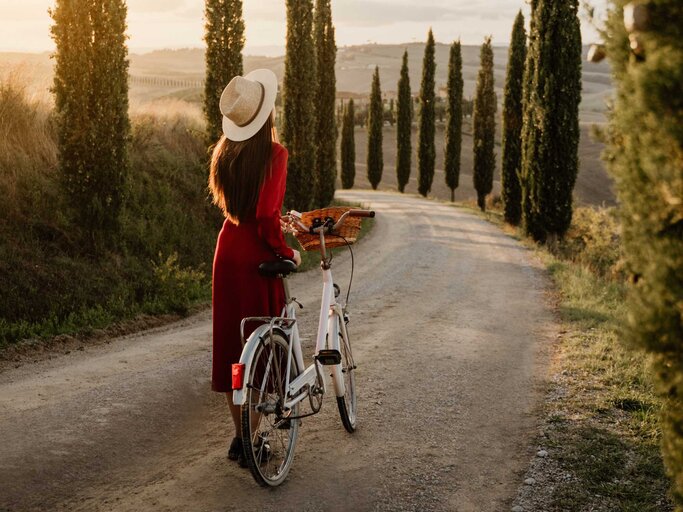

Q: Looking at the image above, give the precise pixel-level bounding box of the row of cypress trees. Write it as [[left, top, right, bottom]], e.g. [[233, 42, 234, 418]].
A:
[[343, 32, 497, 207], [342, 6, 580, 232], [346, 31, 466, 199], [50, 0, 577, 240]]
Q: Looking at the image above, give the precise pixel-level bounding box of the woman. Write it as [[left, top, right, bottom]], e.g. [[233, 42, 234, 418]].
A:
[[208, 69, 301, 467]]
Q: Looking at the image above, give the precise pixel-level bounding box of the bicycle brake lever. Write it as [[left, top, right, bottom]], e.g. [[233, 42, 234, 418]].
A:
[[291, 298, 304, 309]]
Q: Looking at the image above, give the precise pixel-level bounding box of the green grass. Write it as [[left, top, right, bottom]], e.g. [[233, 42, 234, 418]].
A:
[[541, 256, 671, 511], [458, 200, 674, 510]]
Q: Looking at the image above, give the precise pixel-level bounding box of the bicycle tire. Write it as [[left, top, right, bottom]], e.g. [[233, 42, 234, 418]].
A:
[[336, 330, 357, 433], [241, 331, 299, 487]]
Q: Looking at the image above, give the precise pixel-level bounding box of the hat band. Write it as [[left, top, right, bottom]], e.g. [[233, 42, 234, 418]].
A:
[[236, 82, 265, 127]]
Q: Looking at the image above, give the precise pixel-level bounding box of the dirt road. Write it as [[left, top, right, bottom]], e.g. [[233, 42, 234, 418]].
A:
[[0, 191, 556, 512]]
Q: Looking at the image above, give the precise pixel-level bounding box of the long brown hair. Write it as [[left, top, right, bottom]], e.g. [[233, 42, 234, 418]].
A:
[[209, 115, 273, 223]]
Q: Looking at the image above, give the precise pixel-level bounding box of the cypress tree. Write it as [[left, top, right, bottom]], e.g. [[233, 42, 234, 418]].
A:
[[501, 11, 527, 225], [396, 50, 412, 193], [603, 1, 683, 505], [417, 29, 436, 197], [282, 0, 317, 211], [472, 37, 496, 211], [313, 0, 337, 207], [50, 0, 130, 251], [520, 0, 582, 242], [367, 66, 383, 190], [444, 40, 463, 202], [203, 0, 244, 143], [340, 99, 355, 189]]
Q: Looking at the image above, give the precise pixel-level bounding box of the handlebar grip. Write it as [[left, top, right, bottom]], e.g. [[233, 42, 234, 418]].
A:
[[348, 209, 375, 218]]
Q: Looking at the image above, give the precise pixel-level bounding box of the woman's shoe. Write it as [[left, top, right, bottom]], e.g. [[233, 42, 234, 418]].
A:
[[238, 438, 272, 468], [228, 437, 243, 461]]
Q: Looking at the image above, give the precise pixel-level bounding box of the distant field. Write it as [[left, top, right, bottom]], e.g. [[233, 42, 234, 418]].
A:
[[346, 121, 615, 207], [0, 42, 611, 117], [0, 43, 614, 206]]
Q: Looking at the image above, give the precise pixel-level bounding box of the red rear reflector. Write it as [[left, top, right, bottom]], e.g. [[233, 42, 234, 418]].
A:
[[232, 363, 245, 390]]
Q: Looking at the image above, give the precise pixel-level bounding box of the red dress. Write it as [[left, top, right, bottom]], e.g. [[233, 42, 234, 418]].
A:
[[211, 142, 295, 392]]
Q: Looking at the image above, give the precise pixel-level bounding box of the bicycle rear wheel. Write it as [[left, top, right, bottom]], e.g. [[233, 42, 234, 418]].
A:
[[241, 331, 299, 487], [336, 330, 357, 433]]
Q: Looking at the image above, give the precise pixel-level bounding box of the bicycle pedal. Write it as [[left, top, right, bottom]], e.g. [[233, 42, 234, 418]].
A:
[[316, 349, 342, 365]]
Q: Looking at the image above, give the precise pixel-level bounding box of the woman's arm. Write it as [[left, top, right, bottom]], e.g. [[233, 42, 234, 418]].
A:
[[256, 146, 296, 261]]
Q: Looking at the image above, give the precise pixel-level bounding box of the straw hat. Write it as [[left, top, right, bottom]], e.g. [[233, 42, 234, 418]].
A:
[[219, 69, 278, 141]]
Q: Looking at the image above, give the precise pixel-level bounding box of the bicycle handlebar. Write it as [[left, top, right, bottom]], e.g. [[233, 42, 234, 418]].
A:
[[348, 209, 375, 219], [328, 209, 375, 233], [284, 209, 375, 235]]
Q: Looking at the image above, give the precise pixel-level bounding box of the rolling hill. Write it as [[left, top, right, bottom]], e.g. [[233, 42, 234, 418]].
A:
[[0, 43, 615, 205]]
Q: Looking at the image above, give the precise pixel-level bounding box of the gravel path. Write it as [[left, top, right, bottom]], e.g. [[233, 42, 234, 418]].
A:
[[0, 191, 556, 512]]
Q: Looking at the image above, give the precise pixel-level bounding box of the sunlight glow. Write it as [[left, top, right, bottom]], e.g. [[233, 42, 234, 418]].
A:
[[0, 0, 608, 54]]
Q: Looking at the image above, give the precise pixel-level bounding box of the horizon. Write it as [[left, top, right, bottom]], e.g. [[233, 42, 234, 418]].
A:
[[1, 1, 607, 54], [1, 40, 569, 59]]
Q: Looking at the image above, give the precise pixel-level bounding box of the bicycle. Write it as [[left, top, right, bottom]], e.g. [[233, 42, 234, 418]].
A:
[[231, 207, 375, 487]]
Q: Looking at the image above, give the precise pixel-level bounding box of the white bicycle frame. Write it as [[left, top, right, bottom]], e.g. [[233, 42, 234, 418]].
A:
[[232, 248, 350, 410]]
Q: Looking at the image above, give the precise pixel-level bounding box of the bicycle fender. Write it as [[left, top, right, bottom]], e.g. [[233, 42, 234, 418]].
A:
[[232, 325, 287, 406], [327, 312, 346, 398]]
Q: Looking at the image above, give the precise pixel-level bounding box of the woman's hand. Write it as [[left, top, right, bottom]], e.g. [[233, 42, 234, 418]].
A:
[[292, 249, 301, 267], [280, 215, 298, 234]]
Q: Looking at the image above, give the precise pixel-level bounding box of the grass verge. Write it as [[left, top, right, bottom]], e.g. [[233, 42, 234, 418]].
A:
[[458, 200, 673, 510]]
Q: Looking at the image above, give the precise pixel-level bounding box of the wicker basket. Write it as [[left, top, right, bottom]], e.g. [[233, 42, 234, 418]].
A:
[[293, 207, 362, 252]]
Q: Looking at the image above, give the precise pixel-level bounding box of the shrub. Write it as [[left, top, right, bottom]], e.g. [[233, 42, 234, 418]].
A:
[[551, 207, 623, 279], [149, 253, 206, 314]]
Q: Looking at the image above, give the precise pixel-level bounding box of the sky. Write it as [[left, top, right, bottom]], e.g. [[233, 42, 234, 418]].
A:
[[0, 0, 608, 54]]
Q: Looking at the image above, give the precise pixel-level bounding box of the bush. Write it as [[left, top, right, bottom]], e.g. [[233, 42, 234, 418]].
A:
[[149, 253, 206, 314], [550, 207, 622, 279]]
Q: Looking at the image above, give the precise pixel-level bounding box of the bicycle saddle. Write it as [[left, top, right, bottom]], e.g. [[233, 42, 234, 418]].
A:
[[258, 259, 297, 278]]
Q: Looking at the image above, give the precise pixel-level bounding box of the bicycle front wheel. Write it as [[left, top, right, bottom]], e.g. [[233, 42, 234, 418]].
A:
[[241, 331, 299, 487], [336, 330, 357, 433]]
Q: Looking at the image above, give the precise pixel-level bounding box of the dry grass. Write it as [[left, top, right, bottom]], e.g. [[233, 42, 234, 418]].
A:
[[0, 72, 58, 224], [130, 96, 204, 124]]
